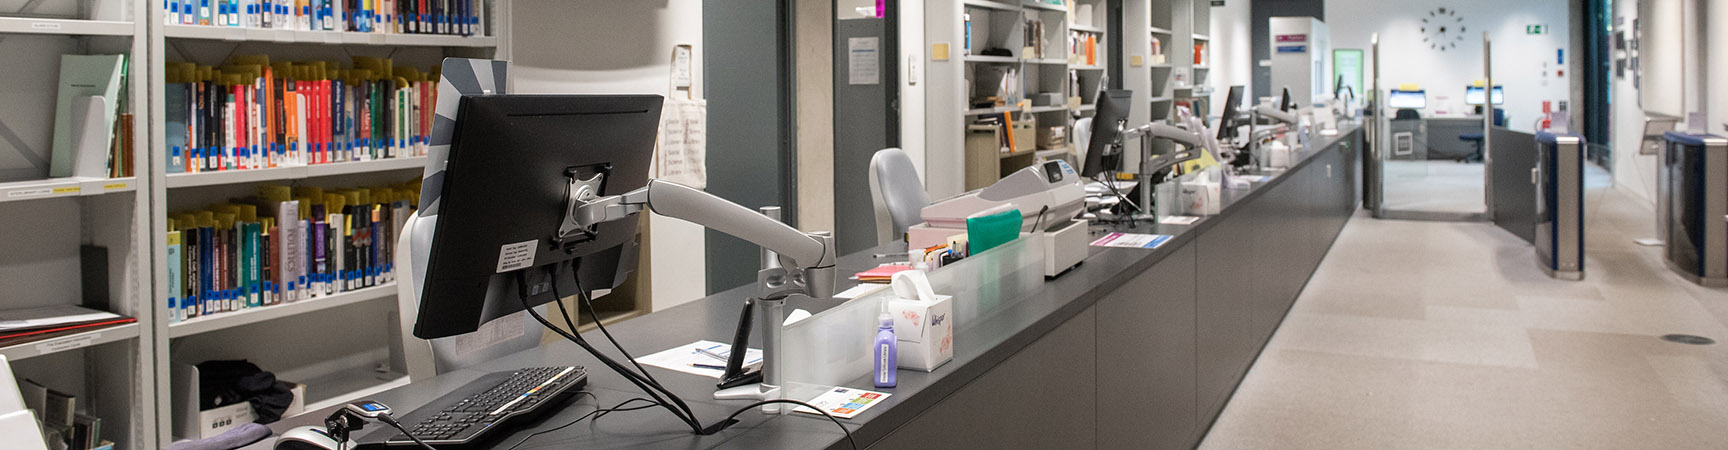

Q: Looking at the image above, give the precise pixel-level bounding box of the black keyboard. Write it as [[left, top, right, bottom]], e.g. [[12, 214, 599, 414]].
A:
[[365, 366, 586, 447]]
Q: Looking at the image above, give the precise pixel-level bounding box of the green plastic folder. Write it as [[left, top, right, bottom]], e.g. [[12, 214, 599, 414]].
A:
[[966, 209, 1023, 255]]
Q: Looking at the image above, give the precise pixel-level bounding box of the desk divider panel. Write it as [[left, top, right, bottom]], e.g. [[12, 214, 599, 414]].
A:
[[781, 235, 1045, 397]]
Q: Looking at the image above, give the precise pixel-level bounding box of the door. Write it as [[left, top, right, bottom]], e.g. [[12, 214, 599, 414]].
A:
[[1369, 32, 1493, 222], [832, 1, 900, 255]]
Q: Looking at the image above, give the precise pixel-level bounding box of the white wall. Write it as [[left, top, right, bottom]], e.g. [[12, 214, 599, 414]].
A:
[[1207, 0, 1253, 110], [505, 0, 708, 312], [1326, 0, 1572, 132], [1610, 0, 1656, 204], [1712, 1, 1728, 139]]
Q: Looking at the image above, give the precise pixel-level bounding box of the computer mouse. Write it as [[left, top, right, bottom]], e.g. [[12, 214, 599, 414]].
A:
[[273, 426, 350, 450]]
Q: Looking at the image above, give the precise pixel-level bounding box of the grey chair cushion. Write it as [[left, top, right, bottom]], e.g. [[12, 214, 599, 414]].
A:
[[869, 148, 931, 244]]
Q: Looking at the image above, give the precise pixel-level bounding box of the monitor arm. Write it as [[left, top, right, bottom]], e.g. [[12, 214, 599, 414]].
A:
[[1253, 104, 1299, 125], [561, 177, 837, 300], [1123, 121, 1205, 149]]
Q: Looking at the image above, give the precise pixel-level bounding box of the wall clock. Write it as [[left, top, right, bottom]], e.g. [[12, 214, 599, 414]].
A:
[[1421, 7, 1467, 51]]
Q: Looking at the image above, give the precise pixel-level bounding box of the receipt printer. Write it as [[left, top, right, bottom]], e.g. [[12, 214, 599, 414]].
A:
[[913, 160, 1090, 277]]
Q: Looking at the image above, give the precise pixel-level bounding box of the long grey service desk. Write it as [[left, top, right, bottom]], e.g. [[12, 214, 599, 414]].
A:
[[251, 125, 1363, 450]]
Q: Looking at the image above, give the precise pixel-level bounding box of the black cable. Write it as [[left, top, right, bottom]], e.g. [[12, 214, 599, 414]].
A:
[[712, 399, 858, 450], [519, 295, 701, 433], [374, 413, 437, 450], [500, 393, 652, 450], [569, 276, 663, 386], [520, 273, 704, 433], [555, 271, 700, 425]]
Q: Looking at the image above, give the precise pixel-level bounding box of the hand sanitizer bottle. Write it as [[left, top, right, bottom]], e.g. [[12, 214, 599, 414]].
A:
[[874, 309, 898, 388]]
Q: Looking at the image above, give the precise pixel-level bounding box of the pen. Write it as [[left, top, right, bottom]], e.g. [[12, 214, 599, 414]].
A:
[[691, 363, 728, 370], [872, 253, 908, 258], [694, 347, 729, 361]]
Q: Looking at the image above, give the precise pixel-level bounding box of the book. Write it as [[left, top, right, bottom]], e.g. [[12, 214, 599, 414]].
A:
[[50, 55, 126, 178], [71, 413, 101, 450], [167, 227, 184, 323]]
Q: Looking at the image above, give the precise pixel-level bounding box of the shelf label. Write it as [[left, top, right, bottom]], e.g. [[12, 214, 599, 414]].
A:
[[37, 333, 99, 354], [7, 188, 53, 198], [31, 22, 63, 30], [103, 183, 129, 190], [53, 186, 81, 194]]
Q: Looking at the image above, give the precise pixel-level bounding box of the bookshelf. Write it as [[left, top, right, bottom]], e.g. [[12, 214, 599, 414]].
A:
[[0, 1, 666, 448], [143, 1, 499, 448], [0, 1, 153, 449], [924, 0, 1107, 197], [165, 283, 397, 338]]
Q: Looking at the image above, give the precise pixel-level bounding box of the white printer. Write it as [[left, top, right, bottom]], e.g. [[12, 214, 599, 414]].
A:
[[910, 160, 1091, 277]]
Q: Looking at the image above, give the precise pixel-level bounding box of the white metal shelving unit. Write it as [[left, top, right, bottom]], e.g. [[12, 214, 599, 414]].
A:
[[926, 0, 1108, 196], [142, 2, 499, 447], [0, 1, 154, 449]]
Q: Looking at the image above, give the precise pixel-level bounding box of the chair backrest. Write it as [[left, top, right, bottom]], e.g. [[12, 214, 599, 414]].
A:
[[1073, 117, 1094, 172], [1394, 109, 1422, 120], [869, 148, 930, 244], [1492, 108, 1507, 127], [395, 211, 547, 381]]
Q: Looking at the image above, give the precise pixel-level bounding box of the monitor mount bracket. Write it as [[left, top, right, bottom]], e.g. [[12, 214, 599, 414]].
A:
[[562, 174, 838, 412], [1242, 105, 1300, 170], [1116, 122, 1206, 221]]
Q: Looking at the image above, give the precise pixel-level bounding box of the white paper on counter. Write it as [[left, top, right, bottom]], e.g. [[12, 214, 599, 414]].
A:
[[636, 340, 762, 379]]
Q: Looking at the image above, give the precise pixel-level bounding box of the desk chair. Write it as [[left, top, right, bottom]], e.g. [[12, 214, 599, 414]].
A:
[[394, 211, 549, 381], [869, 148, 930, 245], [1073, 117, 1093, 173], [1458, 108, 1506, 163]]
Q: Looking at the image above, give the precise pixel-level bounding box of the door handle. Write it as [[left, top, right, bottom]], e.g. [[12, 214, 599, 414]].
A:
[[1531, 167, 1541, 185]]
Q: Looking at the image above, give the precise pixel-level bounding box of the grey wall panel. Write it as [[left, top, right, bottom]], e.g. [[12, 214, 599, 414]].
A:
[[1097, 246, 1198, 450], [1491, 127, 1539, 244], [871, 306, 1098, 450], [704, 0, 794, 293], [833, 18, 892, 254]]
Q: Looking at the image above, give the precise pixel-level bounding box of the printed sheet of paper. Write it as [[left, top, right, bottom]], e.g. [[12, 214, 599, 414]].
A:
[[849, 37, 880, 85]]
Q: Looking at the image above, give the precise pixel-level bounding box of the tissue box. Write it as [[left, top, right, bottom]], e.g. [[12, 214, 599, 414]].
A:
[[888, 295, 954, 372], [1180, 180, 1221, 216]]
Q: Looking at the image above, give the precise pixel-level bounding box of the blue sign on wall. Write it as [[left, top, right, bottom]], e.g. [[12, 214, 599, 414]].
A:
[[1276, 45, 1307, 54]]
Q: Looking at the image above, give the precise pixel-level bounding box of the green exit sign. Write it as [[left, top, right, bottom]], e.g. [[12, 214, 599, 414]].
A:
[[1526, 24, 1547, 34]]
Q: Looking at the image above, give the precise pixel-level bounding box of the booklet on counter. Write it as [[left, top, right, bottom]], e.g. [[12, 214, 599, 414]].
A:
[[1090, 233, 1173, 249], [795, 386, 892, 420]]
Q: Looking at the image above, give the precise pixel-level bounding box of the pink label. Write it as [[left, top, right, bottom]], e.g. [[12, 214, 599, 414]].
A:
[[1276, 34, 1307, 43]]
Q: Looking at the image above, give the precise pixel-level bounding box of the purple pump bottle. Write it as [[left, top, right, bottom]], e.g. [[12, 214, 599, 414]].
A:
[[874, 310, 898, 388]]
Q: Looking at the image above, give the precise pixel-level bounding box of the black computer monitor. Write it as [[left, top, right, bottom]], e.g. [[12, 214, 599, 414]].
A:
[[1216, 85, 1245, 141], [412, 94, 662, 339], [1082, 89, 1135, 178]]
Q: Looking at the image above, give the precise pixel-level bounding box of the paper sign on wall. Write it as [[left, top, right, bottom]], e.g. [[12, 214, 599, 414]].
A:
[[849, 37, 881, 85], [672, 45, 694, 89]]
